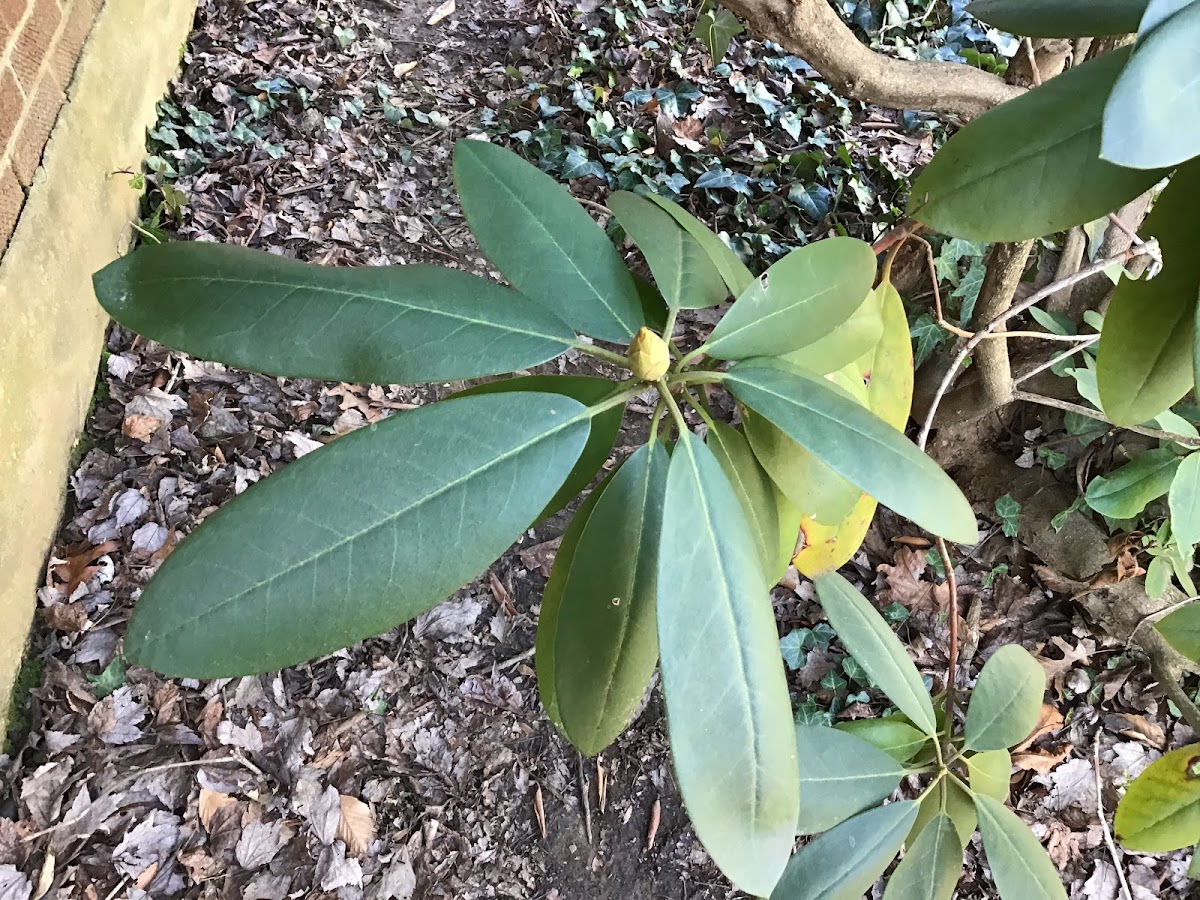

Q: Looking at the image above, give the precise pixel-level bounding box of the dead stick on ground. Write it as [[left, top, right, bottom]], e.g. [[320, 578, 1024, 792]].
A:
[[578, 755, 594, 844], [1094, 738, 1133, 900], [645, 798, 661, 852], [936, 537, 959, 761]]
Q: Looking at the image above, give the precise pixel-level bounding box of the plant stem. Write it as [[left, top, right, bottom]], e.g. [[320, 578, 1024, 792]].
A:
[[681, 389, 718, 430], [658, 380, 690, 435], [665, 370, 727, 388], [648, 397, 667, 448], [936, 537, 960, 763], [663, 308, 679, 343], [575, 342, 631, 368], [587, 382, 645, 417], [1011, 390, 1200, 447], [1011, 335, 1099, 386], [675, 346, 706, 371], [914, 770, 946, 804]]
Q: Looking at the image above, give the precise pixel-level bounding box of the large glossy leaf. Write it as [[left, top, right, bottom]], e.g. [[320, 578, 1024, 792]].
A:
[[608, 191, 728, 310], [1097, 163, 1200, 425], [794, 725, 906, 835], [975, 795, 1068, 899], [91, 242, 577, 385], [453, 140, 644, 343], [794, 280, 914, 575], [1102, 1, 1200, 169], [834, 718, 929, 763], [1116, 743, 1200, 850], [644, 192, 754, 296], [455, 375, 625, 520], [743, 409, 863, 525], [770, 802, 918, 900], [1170, 453, 1200, 550], [884, 813, 964, 900], [815, 573, 937, 734], [1155, 603, 1200, 663], [968, 0, 1149, 35], [909, 49, 1164, 242], [706, 421, 788, 580], [1085, 448, 1182, 519], [781, 277, 886, 375], [551, 443, 667, 755], [968, 750, 1014, 801], [658, 431, 799, 896], [1139, 0, 1196, 34], [126, 393, 591, 677], [725, 361, 978, 544], [965, 645, 1046, 751], [536, 471, 613, 729], [702, 238, 876, 360], [912, 778, 977, 846]]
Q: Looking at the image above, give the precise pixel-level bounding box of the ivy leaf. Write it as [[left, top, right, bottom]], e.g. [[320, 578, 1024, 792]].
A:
[[964, 645, 1046, 752], [995, 493, 1021, 538], [883, 813, 963, 900], [1097, 162, 1200, 425], [87, 656, 128, 700], [768, 802, 918, 900], [1102, 1, 1200, 169], [703, 239, 876, 360], [725, 361, 978, 544], [551, 443, 667, 756], [814, 572, 937, 734], [1154, 603, 1200, 664], [975, 795, 1068, 899], [793, 725, 906, 835], [909, 49, 1164, 242], [693, 4, 744, 61], [658, 432, 798, 896], [910, 313, 950, 368], [125, 393, 590, 677], [454, 140, 644, 343], [1085, 448, 1182, 519], [968, 0, 1149, 36], [92, 243, 577, 385]]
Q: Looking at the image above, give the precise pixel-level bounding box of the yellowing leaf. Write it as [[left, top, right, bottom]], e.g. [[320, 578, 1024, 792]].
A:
[[337, 795, 376, 857]]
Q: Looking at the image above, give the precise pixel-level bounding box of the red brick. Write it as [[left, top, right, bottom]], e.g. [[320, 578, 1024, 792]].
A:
[[49, 0, 96, 92], [10, 0, 61, 93], [0, 162, 23, 253], [0, 66, 22, 154], [11, 72, 63, 184]]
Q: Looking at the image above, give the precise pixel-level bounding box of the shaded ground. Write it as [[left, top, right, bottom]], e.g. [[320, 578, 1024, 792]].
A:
[[1, 1, 1196, 899]]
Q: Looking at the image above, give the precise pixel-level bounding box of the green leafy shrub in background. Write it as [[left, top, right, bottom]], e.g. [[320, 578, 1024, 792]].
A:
[[94, 139, 986, 896]]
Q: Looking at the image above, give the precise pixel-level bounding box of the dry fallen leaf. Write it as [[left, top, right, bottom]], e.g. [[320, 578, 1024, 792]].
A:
[[1037, 635, 1095, 685], [336, 795, 376, 857], [1013, 703, 1064, 753], [394, 60, 419, 78], [122, 413, 163, 442], [533, 785, 546, 839], [1012, 744, 1072, 773], [43, 601, 87, 632], [427, 0, 455, 25], [52, 540, 118, 598], [198, 787, 236, 830]]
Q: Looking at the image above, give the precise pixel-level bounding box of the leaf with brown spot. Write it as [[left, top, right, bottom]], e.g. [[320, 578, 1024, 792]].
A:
[[336, 795, 375, 857]]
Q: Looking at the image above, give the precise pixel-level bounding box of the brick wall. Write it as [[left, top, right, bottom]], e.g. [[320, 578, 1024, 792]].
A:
[[0, 0, 101, 253]]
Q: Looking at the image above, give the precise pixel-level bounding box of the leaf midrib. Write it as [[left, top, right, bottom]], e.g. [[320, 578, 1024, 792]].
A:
[[129, 273, 577, 346], [707, 276, 840, 356], [966, 675, 1033, 749], [143, 402, 591, 647]]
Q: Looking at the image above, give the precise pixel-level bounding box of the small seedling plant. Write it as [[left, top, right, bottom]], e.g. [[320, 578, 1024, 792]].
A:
[[95, 139, 1055, 896]]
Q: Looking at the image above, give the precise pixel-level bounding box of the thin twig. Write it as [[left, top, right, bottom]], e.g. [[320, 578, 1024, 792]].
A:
[[1149, 657, 1200, 735], [1128, 595, 1200, 649], [1108, 211, 1162, 277], [1023, 38, 1043, 86], [1012, 390, 1200, 447], [918, 240, 1160, 450], [1094, 738, 1133, 900], [937, 537, 960, 762], [578, 755, 594, 844], [577, 197, 612, 217], [1012, 335, 1100, 386]]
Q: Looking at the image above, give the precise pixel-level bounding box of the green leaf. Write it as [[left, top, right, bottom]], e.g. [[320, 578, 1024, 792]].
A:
[[995, 493, 1021, 538], [1102, 1, 1200, 169], [1097, 163, 1200, 424], [1155, 603, 1200, 663], [793, 724, 907, 835], [87, 655, 128, 700], [834, 718, 929, 762], [551, 443, 666, 756], [644, 192, 754, 297], [126, 393, 591, 677], [91, 242, 577, 385], [536, 470, 613, 729], [769, 802, 919, 900], [965, 645, 1046, 751], [453, 376, 624, 520], [1116, 742, 1200, 850], [968, 0, 1149, 36], [725, 361, 978, 544], [909, 49, 1164, 242], [967, 750, 1014, 801], [1085, 448, 1182, 519], [693, 5, 744, 60], [634, 272, 669, 332], [883, 813, 964, 900], [609, 191, 728, 311], [814, 572, 937, 735], [743, 409, 863, 525], [1171, 453, 1200, 549], [911, 778, 977, 846], [1147, 554, 1173, 599], [782, 280, 887, 375], [976, 794, 1068, 899], [703, 239, 876, 360], [706, 421, 788, 580], [658, 431, 799, 896], [453, 140, 644, 343], [1139, 0, 1195, 34]]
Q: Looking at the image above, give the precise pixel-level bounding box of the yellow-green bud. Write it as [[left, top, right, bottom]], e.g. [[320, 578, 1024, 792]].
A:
[[627, 327, 670, 381]]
